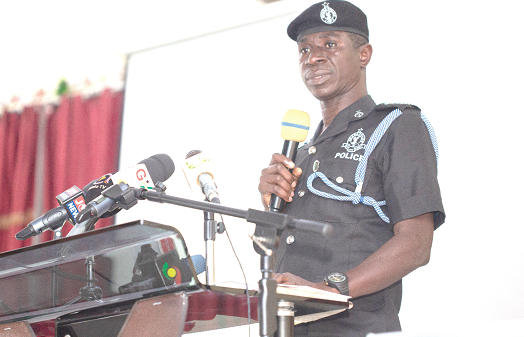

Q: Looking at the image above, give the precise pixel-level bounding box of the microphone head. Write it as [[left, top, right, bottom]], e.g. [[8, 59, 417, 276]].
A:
[[111, 154, 175, 191], [139, 154, 175, 183], [15, 226, 35, 240], [190, 254, 206, 275], [281, 109, 310, 142], [182, 150, 215, 192]]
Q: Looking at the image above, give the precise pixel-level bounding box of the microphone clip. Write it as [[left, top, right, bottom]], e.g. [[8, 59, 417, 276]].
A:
[[102, 183, 138, 211], [153, 181, 167, 192]]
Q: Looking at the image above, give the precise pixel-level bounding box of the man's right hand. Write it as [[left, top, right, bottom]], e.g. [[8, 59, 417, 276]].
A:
[[258, 153, 302, 209]]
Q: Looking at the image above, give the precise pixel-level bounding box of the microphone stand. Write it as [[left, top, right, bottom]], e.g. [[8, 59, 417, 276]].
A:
[[203, 210, 216, 285], [129, 186, 333, 337], [202, 208, 225, 285]]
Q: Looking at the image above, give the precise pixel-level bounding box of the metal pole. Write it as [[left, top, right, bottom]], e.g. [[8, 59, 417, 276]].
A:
[[276, 300, 294, 337], [203, 211, 216, 285]]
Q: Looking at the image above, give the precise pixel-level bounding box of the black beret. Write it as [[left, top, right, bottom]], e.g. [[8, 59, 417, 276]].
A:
[[287, 1, 369, 42]]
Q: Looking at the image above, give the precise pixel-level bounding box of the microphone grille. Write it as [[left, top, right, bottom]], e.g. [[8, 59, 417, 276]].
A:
[[281, 109, 310, 142], [189, 254, 206, 275], [140, 154, 175, 183]]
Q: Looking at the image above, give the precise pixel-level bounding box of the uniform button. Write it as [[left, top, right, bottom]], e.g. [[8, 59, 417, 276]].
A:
[[308, 146, 317, 155], [336, 176, 344, 184], [286, 235, 295, 245], [298, 190, 305, 197], [313, 160, 320, 172]]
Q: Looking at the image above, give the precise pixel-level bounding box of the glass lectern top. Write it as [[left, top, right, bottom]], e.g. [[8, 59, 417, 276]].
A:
[[0, 220, 200, 324]]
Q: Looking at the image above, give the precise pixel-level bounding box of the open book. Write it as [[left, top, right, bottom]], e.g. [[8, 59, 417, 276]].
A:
[[213, 281, 352, 324], [276, 283, 351, 303], [214, 281, 350, 303]]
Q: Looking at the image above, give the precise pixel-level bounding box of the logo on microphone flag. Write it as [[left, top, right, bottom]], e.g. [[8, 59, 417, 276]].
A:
[[65, 196, 86, 223], [155, 251, 184, 285], [111, 164, 156, 190], [162, 263, 181, 284]]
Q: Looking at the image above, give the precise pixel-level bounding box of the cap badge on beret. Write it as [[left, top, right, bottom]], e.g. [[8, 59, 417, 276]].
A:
[[287, 1, 369, 42], [320, 2, 337, 25]]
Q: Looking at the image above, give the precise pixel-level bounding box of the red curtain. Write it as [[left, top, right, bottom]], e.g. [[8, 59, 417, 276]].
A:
[[0, 107, 39, 251], [0, 88, 124, 251]]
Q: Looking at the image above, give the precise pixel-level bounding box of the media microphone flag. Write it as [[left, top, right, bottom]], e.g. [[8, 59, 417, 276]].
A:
[[76, 154, 175, 223], [183, 150, 220, 204], [269, 109, 310, 213], [56, 185, 87, 225]]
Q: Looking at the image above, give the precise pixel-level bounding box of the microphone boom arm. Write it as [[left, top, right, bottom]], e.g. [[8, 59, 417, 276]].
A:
[[133, 187, 332, 337], [133, 188, 332, 237]]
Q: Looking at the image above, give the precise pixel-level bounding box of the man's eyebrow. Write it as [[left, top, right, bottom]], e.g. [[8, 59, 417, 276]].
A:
[[298, 32, 342, 43]]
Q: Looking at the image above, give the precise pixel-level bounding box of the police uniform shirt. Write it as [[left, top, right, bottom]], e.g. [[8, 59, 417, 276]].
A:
[[275, 95, 445, 336]]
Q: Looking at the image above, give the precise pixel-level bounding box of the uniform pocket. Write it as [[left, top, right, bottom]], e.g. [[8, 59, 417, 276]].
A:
[[275, 220, 356, 283], [311, 158, 357, 193], [311, 157, 374, 196]]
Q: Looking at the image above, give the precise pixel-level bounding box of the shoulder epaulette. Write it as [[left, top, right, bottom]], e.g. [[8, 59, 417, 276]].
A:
[[374, 103, 420, 112]]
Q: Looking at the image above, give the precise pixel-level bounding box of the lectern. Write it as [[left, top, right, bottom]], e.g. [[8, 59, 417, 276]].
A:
[[0, 220, 349, 336]]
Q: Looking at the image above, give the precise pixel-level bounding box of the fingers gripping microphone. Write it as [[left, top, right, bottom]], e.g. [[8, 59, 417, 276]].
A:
[[183, 150, 220, 204], [269, 109, 310, 213], [76, 154, 175, 222]]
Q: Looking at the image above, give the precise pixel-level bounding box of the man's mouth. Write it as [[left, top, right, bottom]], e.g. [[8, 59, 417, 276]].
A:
[[307, 70, 331, 85]]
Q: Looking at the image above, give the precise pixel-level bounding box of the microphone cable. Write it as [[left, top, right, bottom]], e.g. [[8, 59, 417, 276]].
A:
[[218, 213, 252, 337]]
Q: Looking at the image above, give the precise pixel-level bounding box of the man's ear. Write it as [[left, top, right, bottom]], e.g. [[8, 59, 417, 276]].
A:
[[360, 43, 373, 68]]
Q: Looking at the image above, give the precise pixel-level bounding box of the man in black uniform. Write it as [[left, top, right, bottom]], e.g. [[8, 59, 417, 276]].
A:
[[258, 1, 445, 336]]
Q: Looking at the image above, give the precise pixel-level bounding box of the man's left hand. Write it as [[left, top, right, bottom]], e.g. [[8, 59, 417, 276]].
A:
[[273, 272, 339, 294]]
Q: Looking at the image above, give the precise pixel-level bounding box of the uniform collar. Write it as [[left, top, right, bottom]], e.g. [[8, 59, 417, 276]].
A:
[[311, 95, 376, 143]]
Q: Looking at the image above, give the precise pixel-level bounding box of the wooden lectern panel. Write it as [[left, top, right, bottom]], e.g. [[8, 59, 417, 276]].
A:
[[0, 321, 36, 337], [118, 292, 188, 337]]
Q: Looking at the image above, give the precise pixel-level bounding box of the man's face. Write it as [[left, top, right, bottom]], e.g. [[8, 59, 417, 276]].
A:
[[298, 31, 364, 102]]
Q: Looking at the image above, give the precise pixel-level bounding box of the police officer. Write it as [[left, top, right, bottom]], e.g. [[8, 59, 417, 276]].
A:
[[258, 1, 445, 336]]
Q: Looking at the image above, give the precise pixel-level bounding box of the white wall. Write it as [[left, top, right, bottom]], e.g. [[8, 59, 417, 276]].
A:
[[116, 0, 524, 335]]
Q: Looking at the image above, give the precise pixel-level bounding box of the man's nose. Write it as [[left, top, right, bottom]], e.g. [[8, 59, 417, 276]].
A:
[[307, 46, 326, 65]]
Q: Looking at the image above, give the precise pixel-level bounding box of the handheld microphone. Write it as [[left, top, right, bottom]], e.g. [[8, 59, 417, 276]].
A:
[[76, 154, 175, 222], [15, 207, 69, 240], [183, 150, 220, 204], [269, 109, 310, 213], [16, 186, 86, 240]]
